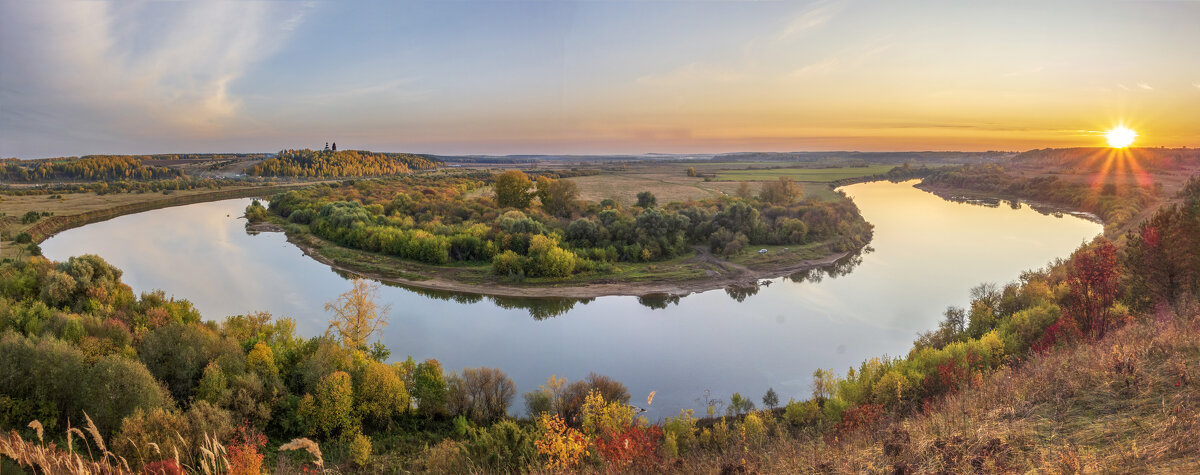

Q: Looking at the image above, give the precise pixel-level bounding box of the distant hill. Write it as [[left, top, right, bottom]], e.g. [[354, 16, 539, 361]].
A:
[[1010, 147, 1200, 173]]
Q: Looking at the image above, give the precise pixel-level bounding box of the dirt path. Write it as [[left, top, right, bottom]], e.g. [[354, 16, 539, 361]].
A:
[[687, 245, 753, 278]]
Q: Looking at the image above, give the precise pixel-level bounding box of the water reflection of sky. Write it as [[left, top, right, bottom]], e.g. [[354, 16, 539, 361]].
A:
[[43, 181, 1101, 419]]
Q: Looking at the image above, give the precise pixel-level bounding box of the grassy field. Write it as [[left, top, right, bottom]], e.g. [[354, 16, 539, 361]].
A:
[[715, 164, 897, 182], [726, 241, 837, 267], [570, 162, 853, 206]]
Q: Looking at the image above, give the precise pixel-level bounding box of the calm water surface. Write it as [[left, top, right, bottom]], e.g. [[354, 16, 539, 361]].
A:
[[42, 181, 1101, 418]]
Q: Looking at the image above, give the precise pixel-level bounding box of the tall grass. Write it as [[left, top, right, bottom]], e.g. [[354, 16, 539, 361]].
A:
[[0, 410, 264, 474]]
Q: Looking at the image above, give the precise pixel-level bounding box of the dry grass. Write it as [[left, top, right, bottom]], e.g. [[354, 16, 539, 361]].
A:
[[1, 429, 127, 474], [570, 164, 845, 205], [0, 410, 243, 474], [1, 413, 132, 474], [667, 304, 1200, 473], [278, 437, 325, 471], [571, 171, 728, 205]]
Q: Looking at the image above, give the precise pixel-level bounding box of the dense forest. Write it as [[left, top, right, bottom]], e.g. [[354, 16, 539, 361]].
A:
[[1, 176, 1196, 472], [1, 156, 184, 182], [246, 150, 441, 178], [261, 170, 873, 278]]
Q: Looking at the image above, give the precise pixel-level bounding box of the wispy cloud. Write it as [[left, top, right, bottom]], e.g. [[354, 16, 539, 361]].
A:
[[777, 1, 843, 41], [0, 1, 309, 150], [789, 42, 891, 78], [1138, 83, 1154, 90]]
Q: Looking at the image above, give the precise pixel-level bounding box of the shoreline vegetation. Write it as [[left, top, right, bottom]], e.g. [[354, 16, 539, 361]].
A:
[[1, 173, 1196, 473]]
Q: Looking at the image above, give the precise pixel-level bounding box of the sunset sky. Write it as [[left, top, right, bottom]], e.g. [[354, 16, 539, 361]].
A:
[[2, 0, 1198, 158]]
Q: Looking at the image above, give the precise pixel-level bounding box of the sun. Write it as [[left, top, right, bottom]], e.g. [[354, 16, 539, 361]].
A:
[[1106, 126, 1137, 148]]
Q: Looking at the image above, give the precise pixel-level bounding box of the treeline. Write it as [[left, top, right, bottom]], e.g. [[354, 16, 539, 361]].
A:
[[1, 156, 183, 182], [264, 171, 872, 278], [920, 164, 1158, 233], [246, 149, 440, 178], [827, 163, 940, 187], [0, 178, 254, 197]]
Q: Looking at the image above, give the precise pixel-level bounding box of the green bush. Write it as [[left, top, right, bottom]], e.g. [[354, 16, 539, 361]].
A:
[[299, 371, 357, 439], [413, 359, 448, 418], [139, 323, 240, 403], [491, 250, 524, 277], [83, 354, 175, 436], [460, 420, 536, 472]]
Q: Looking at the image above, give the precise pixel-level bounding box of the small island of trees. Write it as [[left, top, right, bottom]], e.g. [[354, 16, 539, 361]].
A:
[[261, 170, 873, 284]]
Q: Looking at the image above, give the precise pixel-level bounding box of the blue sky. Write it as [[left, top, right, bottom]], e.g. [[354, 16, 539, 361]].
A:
[[2, 0, 1198, 158]]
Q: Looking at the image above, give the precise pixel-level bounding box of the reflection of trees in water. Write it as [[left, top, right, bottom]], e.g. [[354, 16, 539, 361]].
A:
[[350, 244, 870, 316], [921, 189, 1085, 220], [724, 284, 759, 303], [354, 272, 595, 319], [637, 293, 681, 310], [373, 277, 486, 304], [787, 247, 867, 284], [491, 296, 593, 320]]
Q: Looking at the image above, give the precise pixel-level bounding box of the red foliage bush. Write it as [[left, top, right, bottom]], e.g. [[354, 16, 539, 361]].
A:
[[226, 423, 267, 475], [1032, 316, 1083, 353], [142, 459, 185, 475], [924, 351, 984, 397], [1064, 240, 1120, 338], [834, 403, 883, 437], [595, 424, 663, 470]]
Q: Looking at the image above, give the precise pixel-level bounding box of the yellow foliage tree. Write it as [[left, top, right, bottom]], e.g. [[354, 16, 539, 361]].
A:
[[325, 279, 391, 349], [579, 390, 635, 438], [534, 414, 588, 471]]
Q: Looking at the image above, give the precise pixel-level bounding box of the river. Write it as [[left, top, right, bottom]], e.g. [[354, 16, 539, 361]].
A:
[[41, 180, 1101, 418]]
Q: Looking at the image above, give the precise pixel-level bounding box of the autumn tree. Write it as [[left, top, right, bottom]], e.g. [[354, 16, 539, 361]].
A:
[[759, 177, 801, 205], [735, 181, 753, 199], [298, 371, 357, 438], [686, 167, 696, 177], [1063, 239, 1121, 338], [325, 279, 391, 350], [536, 176, 580, 217], [494, 170, 534, 208], [355, 360, 409, 428]]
